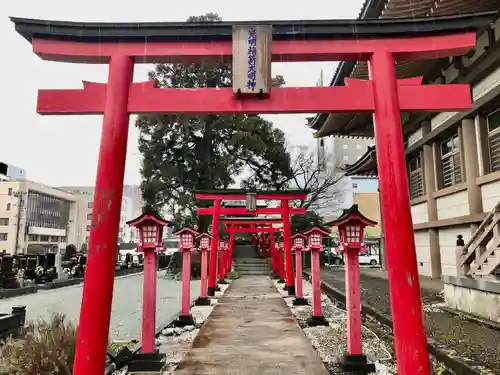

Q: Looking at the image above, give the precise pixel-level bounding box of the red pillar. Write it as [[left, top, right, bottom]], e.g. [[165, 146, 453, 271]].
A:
[[194, 247, 210, 306], [219, 244, 226, 282], [278, 249, 285, 282], [227, 232, 235, 276], [73, 54, 134, 375], [270, 234, 277, 276], [141, 250, 158, 353], [345, 250, 362, 354], [208, 199, 221, 296], [281, 200, 295, 295], [369, 51, 431, 375], [293, 248, 308, 306]]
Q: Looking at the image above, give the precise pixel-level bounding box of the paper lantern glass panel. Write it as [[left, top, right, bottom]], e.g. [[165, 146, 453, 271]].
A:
[[293, 237, 304, 248], [180, 232, 195, 249], [142, 225, 159, 246], [200, 236, 210, 248]]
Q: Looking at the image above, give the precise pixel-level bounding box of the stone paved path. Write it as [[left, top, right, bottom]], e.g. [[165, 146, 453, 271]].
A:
[[173, 276, 328, 375], [0, 273, 199, 340], [320, 267, 500, 374]]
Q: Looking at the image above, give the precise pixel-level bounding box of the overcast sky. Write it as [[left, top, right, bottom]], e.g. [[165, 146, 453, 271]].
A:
[[0, 0, 364, 186]]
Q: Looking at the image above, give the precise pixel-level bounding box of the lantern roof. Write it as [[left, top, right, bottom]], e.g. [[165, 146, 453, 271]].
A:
[[173, 226, 199, 236], [290, 233, 307, 240], [303, 226, 330, 237], [126, 211, 171, 228], [327, 204, 378, 228], [196, 232, 214, 239]]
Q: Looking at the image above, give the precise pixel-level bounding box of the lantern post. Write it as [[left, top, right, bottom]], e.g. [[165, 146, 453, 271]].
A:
[[173, 227, 198, 327], [126, 212, 170, 356], [227, 232, 236, 276], [329, 205, 377, 373], [277, 236, 286, 284], [291, 233, 308, 306], [270, 232, 279, 278], [303, 226, 330, 327], [218, 239, 228, 284], [195, 233, 212, 306]]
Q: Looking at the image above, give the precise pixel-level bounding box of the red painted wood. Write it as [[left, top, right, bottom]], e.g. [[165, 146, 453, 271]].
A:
[[310, 250, 322, 318], [281, 200, 295, 294], [208, 199, 221, 295], [369, 51, 431, 375], [224, 227, 279, 233], [278, 249, 285, 281], [141, 250, 157, 353], [221, 219, 280, 225], [227, 233, 235, 275], [345, 250, 362, 355], [181, 250, 192, 316], [196, 192, 307, 201], [270, 235, 277, 275], [295, 249, 304, 299], [199, 249, 208, 298], [38, 82, 471, 115], [219, 246, 226, 281], [32, 32, 475, 64], [199, 207, 306, 215], [73, 55, 133, 375]]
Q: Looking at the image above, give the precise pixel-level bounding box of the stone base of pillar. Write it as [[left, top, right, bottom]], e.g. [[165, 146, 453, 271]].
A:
[[173, 314, 195, 328], [207, 287, 215, 296], [339, 354, 375, 373], [292, 297, 308, 306], [307, 315, 329, 327], [215, 285, 221, 292], [218, 279, 228, 284], [286, 285, 295, 296], [277, 279, 285, 283], [194, 296, 211, 306], [127, 351, 165, 373]]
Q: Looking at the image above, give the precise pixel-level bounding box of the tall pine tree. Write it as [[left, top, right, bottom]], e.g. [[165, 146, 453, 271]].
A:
[[137, 13, 293, 230]]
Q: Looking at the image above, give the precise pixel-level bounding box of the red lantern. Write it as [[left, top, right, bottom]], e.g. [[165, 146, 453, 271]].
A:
[[197, 233, 212, 250], [303, 227, 330, 250], [291, 233, 306, 249], [174, 227, 199, 250], [328, 204, 377, 250], [126, 212, 171, 250]]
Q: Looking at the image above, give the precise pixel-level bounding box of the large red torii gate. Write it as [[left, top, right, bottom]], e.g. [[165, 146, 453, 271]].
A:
[[10, 13, 494, 375]]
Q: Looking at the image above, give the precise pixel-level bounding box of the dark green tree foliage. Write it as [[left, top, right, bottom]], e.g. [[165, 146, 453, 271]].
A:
[[137, 13, 292, 230], [291, 210, 326, 234]]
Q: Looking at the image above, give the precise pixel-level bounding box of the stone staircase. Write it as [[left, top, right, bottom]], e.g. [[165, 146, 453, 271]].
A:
[[460, 201, 500, 277], [232, 244, 270, 276]]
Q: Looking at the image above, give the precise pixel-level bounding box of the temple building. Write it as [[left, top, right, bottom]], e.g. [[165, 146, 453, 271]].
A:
[[310, 0, 500, 321]]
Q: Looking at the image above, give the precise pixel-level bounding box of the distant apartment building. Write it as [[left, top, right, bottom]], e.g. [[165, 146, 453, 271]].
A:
[[60, 185, 142, 246], [0, 179, 79, 254]]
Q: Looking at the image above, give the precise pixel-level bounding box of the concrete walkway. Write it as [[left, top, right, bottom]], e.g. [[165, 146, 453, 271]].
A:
[[173, 276, 328, 375]]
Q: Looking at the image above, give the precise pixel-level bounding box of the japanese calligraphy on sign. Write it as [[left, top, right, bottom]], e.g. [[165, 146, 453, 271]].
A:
[[232, 25, 272, 95]]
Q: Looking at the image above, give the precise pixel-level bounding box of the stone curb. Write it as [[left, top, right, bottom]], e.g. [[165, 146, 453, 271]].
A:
[[303, 271, 484, 375]]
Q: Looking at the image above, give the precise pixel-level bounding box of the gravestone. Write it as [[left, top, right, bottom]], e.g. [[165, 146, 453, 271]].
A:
[[0, 256, 16, 288], [25, 257, 37, 280], [19, 257, 27, 269], [46, 253, 55, 268], [55, 249, 67, 280]]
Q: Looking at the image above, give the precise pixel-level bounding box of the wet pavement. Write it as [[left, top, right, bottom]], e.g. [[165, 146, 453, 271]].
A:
[[0, 272, 199, 340], [173, 276, 329, 375], [319, 267, 500, 374]]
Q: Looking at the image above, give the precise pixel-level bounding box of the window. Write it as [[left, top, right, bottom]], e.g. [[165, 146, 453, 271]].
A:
[[40, 235, 49, 242], [28, 234, 38, 241], [8, 188, 12, 196], [86, 225, 91, 232], [87, 213, 92, 220], [88, 202, 93, 209], [440, 135, 462, 188], [6, 203, 11, 211], [356, 144, 362, 149], [0, 218, 8, 226], [343, 144, 348, 149], [408, 155, 424, 199], [487, 109, 500, 172], [352, 183, 358, 188], [343, 155, 349, 161], [51, 236, 59, 242], [0, 233, 7, 241]]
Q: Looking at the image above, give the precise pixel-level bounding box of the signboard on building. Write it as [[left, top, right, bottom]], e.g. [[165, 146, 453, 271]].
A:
[[232, 25, 272, 95]]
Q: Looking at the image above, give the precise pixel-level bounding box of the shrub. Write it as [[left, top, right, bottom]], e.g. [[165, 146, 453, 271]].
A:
[[0, 314, 77, 375]]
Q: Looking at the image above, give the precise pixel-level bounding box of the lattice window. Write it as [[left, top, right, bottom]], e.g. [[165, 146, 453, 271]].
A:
[[142, 226, 157, 243], [487, 109, 500, 173], [345, 225, 361, 243], [440, 135, 462, 188], [309, 233, 322, 246], [408, 155, 424, 199]]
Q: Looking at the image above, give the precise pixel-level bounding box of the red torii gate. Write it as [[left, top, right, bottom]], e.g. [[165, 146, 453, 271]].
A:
[[222, 216, 283, 275], [10, 13, 492, 375], [196, 190, 307, 297]]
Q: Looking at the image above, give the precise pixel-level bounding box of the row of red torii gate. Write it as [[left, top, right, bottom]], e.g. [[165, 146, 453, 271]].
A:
[[126, 189, 378, 372]]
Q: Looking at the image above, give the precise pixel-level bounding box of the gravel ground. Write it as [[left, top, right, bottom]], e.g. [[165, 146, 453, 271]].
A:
[[273, 279, 396, 375], [0, 273, 200, 340], [320, 268, 500, 374]]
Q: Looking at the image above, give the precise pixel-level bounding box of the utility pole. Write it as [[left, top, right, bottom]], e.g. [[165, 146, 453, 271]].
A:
[[13, 192, 25, 255]]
